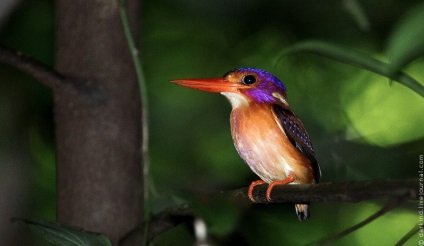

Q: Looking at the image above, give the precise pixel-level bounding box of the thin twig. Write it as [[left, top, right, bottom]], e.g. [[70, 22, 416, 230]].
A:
[[118, 1, 151, 245], [119, 204, 194, 245], [312, 196, 406, 245], [395, 224, 420, 246], [0, 44, 87, 92]]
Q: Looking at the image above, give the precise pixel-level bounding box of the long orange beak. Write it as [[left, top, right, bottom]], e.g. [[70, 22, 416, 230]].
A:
[[171, 78, 247, 93]]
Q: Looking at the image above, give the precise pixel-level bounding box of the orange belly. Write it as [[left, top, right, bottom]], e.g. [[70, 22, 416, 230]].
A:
[[230, 103, 315, 184]]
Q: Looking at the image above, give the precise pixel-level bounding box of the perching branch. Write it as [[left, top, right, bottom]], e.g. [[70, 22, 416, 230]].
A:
[[120, 179, 417, 244], [0, 45, 89, 92], [222, 178, 417, 203]]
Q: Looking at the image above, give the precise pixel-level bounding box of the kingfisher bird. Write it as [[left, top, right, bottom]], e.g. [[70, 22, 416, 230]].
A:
[[172, 68, 321, 221]]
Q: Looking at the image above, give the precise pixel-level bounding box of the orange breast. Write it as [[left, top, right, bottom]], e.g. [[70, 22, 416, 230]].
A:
[[230, 103, 315, 184]]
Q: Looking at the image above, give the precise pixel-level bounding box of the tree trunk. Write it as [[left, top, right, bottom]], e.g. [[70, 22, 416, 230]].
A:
[[54, 0, 142, 244]]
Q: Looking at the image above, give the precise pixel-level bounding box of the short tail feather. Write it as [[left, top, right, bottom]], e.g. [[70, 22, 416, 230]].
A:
[[295, 203, 310, 221]]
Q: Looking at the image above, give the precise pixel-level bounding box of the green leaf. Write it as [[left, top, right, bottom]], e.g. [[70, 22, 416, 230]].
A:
[[12, 218, 112, 246], [342, 0, 370, 31], [386, 2, 424, 74], [277, 40, 424, 97]]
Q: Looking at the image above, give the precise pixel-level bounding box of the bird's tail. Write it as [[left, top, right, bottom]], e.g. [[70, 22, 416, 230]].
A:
[[294, 203, 310, 221]]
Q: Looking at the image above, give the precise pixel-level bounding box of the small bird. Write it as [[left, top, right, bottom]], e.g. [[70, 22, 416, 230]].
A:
[[172, 68, 321, 220]]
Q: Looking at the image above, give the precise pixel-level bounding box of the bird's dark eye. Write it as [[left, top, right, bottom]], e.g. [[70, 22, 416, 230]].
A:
[[242, 75, 256, 85]]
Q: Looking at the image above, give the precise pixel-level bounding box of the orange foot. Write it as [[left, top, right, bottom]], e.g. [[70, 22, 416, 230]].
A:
[[248, 180, 266, 202], [266, 172, 296, 201]]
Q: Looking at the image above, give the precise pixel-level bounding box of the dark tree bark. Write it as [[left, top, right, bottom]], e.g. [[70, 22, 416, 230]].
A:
[[54, 1, 143, 244]]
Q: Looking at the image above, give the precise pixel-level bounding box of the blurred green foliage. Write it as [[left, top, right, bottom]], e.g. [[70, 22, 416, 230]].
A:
[[11, 218, 112, 246], [0, 0, 423, 245]]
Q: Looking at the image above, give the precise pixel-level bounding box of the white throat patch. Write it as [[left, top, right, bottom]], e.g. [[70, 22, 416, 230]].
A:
[[221, 92, 249, 109]]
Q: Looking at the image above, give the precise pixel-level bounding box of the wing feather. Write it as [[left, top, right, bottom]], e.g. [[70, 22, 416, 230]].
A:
[[272, 105, 321, 182]]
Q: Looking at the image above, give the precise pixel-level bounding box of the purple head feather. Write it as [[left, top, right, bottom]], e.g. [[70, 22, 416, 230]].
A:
[[225, 68, 287, 104]]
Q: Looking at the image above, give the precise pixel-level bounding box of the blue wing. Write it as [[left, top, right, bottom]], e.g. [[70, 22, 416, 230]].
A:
[[272, 105, 321, 182]]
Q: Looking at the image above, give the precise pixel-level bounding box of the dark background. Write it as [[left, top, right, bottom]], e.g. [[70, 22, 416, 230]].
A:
[[0, 0, 423, 245]]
